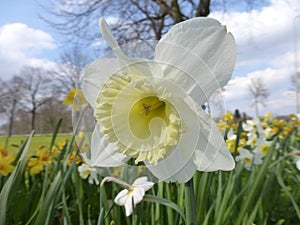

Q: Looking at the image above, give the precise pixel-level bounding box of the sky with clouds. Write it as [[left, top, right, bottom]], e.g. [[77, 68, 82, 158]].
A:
[[0, 0, 300, 117]]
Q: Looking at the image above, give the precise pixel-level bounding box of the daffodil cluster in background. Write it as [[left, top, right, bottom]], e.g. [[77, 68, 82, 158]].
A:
[[217, 112, 300, 171], [0, 139, 82, 178], [0, 112, 299, 177], [0, 111, 300, 224]]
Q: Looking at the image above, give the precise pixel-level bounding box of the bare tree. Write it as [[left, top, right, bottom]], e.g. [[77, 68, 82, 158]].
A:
[[0, 76, 24, 137], [36, 96, 73, 133], [248, 77, 270, 117], [52, 45, 91, 96], [19, 67, 53, 131], [40, 0, 264, 45], [291, 71, 300, 113]]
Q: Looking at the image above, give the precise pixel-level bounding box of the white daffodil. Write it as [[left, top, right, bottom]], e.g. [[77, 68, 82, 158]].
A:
[[253, 138, 272, 157], [242, 118, 261, 133], [101, 176, 154, 216], [296, 159, 300, 171], [115, 177, 154, 216], [288, 151, 300, 171], [236, 149, 262, 170], [78, 163, 100, 185], [81, 17, 236, 183]]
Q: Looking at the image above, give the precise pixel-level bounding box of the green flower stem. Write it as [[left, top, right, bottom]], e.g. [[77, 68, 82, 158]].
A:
[[184, 178, 197, 225]]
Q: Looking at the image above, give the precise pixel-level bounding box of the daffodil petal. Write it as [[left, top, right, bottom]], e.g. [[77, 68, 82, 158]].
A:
[[132, 187, 145, 205], [156, 17, 236, 85], [167, 158, 197, 183], [99, 18, 158, 75], [115, 189, 129, 206], [99, 18, 127, 60], [194, 110, 235, 171], [82, 58, 118, 108], [144, 94, 200, 181], [154, 17, 235, 102], [89, 127, 129, 167], [146, 103, 234, 181], [133, 177, 154, 191], [296, 158, 300, 170], [156, 44, 214, 105]]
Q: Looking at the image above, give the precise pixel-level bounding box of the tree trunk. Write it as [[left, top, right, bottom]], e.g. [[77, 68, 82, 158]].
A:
[[196, 0, 211, 17], [255, 100, 259, 118], [31, 108, 36, 131], [8, 109, 14, 137]]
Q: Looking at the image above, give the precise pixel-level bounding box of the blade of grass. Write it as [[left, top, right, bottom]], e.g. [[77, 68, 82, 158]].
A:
[[234, 143, 274, 225], [144, 194, 185, 222], [276, 163, 300, 220], [0, 131, 34, 225]]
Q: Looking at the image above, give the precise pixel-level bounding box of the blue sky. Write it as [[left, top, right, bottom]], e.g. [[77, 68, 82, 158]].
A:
[[0, 0, 60, 75], [0, 0, 300, 116]]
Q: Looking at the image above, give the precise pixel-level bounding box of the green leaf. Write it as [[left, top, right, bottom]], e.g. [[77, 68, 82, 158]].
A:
[[143, 194, 185, 222], [0, 131, 34, 225]]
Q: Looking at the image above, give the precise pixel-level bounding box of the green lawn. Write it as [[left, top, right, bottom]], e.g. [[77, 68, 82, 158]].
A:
[[0, 133, 72, 154]]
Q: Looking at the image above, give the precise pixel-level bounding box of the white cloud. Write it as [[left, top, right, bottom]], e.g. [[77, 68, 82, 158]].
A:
[[210, 0, 300, 70], [208, 0, 300, 116], [223, 61, 295, 116], [0, 23, 57, 80]]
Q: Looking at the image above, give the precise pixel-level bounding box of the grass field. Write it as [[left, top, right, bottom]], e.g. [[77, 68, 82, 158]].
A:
[[0, 133, 72, 154]]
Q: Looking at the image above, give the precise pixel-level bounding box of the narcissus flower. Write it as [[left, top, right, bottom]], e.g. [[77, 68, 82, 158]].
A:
[[0, 153, 15, 176], [80, 17, 236, 182], [78, 163, 100, 185], [288, 151, 300, 171], [26, 146, 52, 176], [236, 148, 262, 171], [101, 176, 154, 216], [63, 88, 87, 110], [253, 138, 272, 157]]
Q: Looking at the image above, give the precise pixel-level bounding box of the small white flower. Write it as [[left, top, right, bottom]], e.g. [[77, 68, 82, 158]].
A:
[[253, 138, 272, 157], [296, 158, 300, 171], [236, 149, 262, 170], [115, 177, 154, 216], [263, 127, 275, 140], [227, 128, 237, 141], [288, 150, 300, 171], [101, 176, 154, 216], [242, 118, 261, 132], [78, 163, 100, 185], [243, 118, 266, 140]]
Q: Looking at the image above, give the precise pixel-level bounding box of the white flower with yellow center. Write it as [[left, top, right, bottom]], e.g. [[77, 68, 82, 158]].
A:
[[78, 163, 100, 185], [288, 150, 300, 171], [236, 149, 262, 170], [80, 17, 236, 183], [253, 138, 272, 157]]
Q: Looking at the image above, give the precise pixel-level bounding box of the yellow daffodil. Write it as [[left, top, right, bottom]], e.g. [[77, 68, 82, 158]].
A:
[[27, 157, 44, 176], [224, 111, 234, 122], [216, 120, 228, 131], [26, 146, 52, 176], [226, 128, 237, 153], [68, 151, 82, 166], [80, 17, 236, 182], [63, 88, 87, 110], [0, 153, 15, 176]]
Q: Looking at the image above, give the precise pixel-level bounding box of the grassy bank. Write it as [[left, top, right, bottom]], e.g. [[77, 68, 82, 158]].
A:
[[0, 133, 72, 154]]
